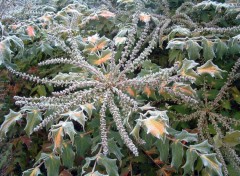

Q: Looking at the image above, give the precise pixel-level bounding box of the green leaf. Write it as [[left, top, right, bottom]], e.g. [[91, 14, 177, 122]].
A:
[[61, 142, 75, 168], [186, 40, 202, 60], [168, 27, 191, 40], [182, 149, 198, 175], [178, 59, 199, 80], [97, 154, 119, 176], [62, 121, 76, 144], [202, 37, 215, 60], [213, 134, 223, 148], [81, 156, 97, 175], [88, 49, 112, 65], [22, 107, 42, 136], [174, 130, 198, 142], [74, 133, 91, 156], [85, 171, 108, 176], [38, 42, 53, 56], [190, 140, 212, 154], [166, 40, 186, 51], [223, 130, 240, 147], [37, 153, 60, 176], [52, 72, 88, 82], [215, 39, 228, 59], [61, 110, 87, 130], [171, 141, 183, 171], [155, 138, 169, 162], [37, 85, 47, 96], [84, 36, 109, 53], [0, 109, 22, 138], [50, 121, 76, 152], [228, 34, 240, 55], [200, 154, 223, 176], [197, 60, 226, 79], [22, 167, 41, 176], [108, 138, 123, 161]]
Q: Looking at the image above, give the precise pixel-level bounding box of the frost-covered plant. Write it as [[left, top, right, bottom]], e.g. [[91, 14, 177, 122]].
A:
[[0, 0, 240, 175]]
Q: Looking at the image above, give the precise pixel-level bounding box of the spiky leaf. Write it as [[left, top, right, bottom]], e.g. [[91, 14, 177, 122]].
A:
[[22, 107, 42, 136], [174, 130, 198, 142], [37, 153, 60, 176], [155, 138, 169, 162], [186, 40, 202, 60], [202, 37, 215, 60], [182, 149, 198, 175], [190, 140, 212, 154], [223, 131, 240, 147], [61, 142, 75, 168], [97, 154, 119, 176], [215, 39, 228, 59], [22, 167, 41, 176], [197, 60, 225, 78], [108, 138, 123, 161], [171, 141, 183, 171], [178, 59, 199, 80], [200, 154, 223, 176], [0, 110, 22, 138], [88, 49, 112, 65]]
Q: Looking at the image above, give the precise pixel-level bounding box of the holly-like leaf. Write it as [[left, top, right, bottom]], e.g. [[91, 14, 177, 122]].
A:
[[84, 36, 109, 53], [74, 133, 91, 156], [0, 109, 22, 138], [182, 149, 198, 175], [213, 134, 223, 148], [143, 85, 156, 98], [21, 107, 42, 136], [52, 72, 88, 81], [166, 40, 186, 51], [197, 60, 225, 78], [61, 142, 75, 168], [108, 138, 123, 161], [61, 110, 87, 130], [37, 42, 53, 56], [174, 130, 198, 142], [81, 156, 97, 175], [202, 37, 215, 60], [172, 83, 196, 97], [88, 49, 112, 65], [50, 121, 76, 152], [171, 141, 183, 171], [178, 59, 199, 80], [22, 167, 41, 176], [200, 154, 223, 176], [51, 126, 64, 152], [97, 154, 119, 176], [186, 40, 202, 60], [37, 153, 60, 176], [81, 103, 95, 118], [190, 140, 212, 154], [142, 111, 169, 140], [223, 131, 240, 147], [155, 138, 169, 162], [215, 39, 228, 59], [168, 27, 191, 40]]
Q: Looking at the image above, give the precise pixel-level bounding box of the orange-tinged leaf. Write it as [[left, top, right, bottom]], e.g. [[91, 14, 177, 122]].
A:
[[53, 127, 63, 151], [139, 13, 151, 23], [144, 85, 154, 98], [26, 26, 35, 37], [99, 10, 115, 18], [172, 83, 196, 97], [143, 117, 167, 139], [197, 60, 225, 78], [126, 87, 136, 97], [87, 34, 99, 43], [94, 52, 112, 65]]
